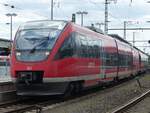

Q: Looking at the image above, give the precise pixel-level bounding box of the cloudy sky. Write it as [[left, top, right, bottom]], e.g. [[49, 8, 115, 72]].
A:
[[0, 0, 150, 53]]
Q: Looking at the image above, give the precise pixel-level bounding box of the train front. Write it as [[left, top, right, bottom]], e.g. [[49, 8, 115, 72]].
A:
[[11, 20, 68, 95]]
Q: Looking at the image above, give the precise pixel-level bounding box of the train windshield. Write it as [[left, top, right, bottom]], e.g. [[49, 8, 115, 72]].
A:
[[16, 21, 67, 51], [16, 28, 61, 51], [15, 20, 67, 62]]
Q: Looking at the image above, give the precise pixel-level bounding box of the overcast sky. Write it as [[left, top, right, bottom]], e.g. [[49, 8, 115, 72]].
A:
[[0, 0, 150, 53]]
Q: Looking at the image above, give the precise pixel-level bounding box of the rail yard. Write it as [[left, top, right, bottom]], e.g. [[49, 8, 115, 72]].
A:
[[0, 72, 149, 113]]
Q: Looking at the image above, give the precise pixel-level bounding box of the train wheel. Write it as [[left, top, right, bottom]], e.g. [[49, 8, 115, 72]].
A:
[[63, 82, 83, 97], [63, 83, 75, 97], [113, 76, 119, 83], [74, 82, 83, 94]]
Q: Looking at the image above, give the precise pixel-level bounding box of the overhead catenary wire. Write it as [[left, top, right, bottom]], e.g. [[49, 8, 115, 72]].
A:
[[87, 0, 122, 24], [54, 1, 70, 20]]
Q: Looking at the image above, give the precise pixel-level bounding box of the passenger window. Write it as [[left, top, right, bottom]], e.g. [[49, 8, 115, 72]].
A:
[[55, 33, 76, 59], [60, 32, 103, 59], [79, 34, 88, 57]]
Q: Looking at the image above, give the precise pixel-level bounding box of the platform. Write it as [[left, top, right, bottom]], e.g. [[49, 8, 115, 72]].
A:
[[0, 64, 12, 83]]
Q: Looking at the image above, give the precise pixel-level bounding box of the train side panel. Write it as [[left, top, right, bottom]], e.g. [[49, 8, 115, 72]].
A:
[[132, 47, 140, 75], [100, 36, 118, 80], [115, 40, 133, 79], [139, 52, 149, 73]]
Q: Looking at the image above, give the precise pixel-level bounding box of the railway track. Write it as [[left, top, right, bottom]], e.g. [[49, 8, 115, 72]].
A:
[[110, 89, 150, 113], [0, 98, 37, 113], [40, 74, 150, 113], [0, 80, 128, 112], [0, 82, 15, 91], [0, 74, 147, 113], [0, 81, 17, 103], [0, 97, 60, 113]]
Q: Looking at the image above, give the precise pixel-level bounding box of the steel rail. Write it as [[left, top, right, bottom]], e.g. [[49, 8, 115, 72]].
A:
[[3, 105, 41, 113], [0, 98, 60, 113], [0, 99, 20, 107], [0, 82, 14, 86], [110, 89, 150, 113]]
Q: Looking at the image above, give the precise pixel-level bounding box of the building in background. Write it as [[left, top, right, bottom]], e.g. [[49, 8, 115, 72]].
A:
[[0, 38, 11, 56], [0, 38, 11, 80]]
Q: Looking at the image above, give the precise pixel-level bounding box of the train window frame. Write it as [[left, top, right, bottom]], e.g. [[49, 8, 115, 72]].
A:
[[55, 32, 76, 59], [76, 33, 102, 58], [55, 31, 103, 60]]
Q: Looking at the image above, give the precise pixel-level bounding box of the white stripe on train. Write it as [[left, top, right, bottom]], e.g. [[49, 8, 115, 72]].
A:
[[11, 71, 135, 83]]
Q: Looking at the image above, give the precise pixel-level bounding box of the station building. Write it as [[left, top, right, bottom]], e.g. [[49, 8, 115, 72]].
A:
[[0, 38, 11, 56], [0, 38, 11, 78]]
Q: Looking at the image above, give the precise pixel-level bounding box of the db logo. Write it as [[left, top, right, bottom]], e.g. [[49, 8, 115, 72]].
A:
[[27, 66, 32, 70]]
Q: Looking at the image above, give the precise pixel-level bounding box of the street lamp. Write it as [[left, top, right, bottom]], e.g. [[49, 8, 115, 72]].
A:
[[76, 11, 88, 26], [6, 13, 17, 43]]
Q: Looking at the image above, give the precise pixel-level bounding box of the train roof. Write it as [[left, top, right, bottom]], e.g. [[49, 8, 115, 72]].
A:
[[17, 20, 149, 56], [108, 34, 131, 45], [109, 34, 149, 56], [85, 26, 104, 35], [25, 20, 68, 23], [19, 20, 68, 30], [134, 46, 149, 56]]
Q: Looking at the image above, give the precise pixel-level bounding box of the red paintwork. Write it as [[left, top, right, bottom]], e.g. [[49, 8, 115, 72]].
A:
[[132, 48, 140, 74], [139, 51, 148, 72], [11, 21, 148, 89]]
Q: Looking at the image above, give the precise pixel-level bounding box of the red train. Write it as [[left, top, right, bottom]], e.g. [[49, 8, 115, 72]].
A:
[[10, 20, 149, 96]]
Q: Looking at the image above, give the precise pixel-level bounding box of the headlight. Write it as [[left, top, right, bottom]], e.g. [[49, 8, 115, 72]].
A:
[[45, 52, 50, 56], [16, 52, 21, 56]]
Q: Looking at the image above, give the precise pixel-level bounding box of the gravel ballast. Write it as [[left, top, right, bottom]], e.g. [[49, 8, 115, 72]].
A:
[[43, 73, 150, 113], [123, 95, 150, 113]]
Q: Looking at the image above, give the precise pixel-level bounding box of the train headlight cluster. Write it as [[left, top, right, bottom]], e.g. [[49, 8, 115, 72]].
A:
[[16, 52, 21, 56], [45, 52, 50, 56]]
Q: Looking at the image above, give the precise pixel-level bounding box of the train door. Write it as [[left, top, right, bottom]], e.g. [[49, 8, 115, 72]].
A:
[[100, 40, 106, 79], [114, 39, 119, 78], [139, 54, 141, 72]]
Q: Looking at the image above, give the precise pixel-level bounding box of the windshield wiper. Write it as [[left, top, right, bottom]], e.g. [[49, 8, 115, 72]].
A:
[[30, 46, 36, 53], [29, 37, 49, 53], [24, 36, 49, 41]]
